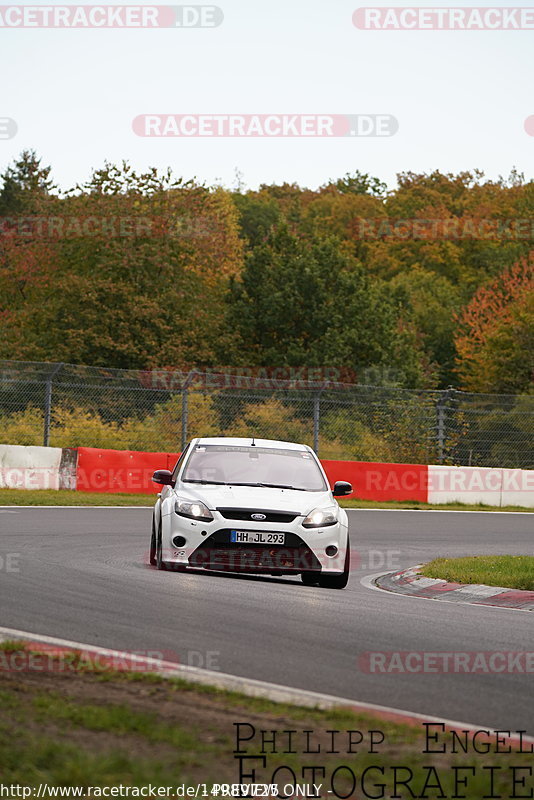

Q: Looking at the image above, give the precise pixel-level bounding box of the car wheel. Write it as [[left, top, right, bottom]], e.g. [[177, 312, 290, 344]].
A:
[[149, 517, 157, 566], [301, 572, 320, 586], [156, 519, 166, 571], [319, 540, 350, 590]]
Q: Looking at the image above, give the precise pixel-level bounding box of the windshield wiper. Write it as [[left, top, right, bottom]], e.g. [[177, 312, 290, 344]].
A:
[[183, 479, 308, 490], [227, 482, 307, 491], [182, 479, 229, 485]]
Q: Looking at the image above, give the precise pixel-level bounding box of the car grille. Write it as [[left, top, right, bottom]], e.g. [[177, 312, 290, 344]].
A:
[[189, 532, 321, 574], [217, 508, 300, 523]]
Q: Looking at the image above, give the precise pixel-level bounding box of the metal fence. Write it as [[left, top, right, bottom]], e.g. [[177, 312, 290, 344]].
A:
[[0, 360, 532, 468]]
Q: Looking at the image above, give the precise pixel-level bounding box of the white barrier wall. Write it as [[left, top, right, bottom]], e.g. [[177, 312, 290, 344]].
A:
[[428, 465, 534, 508], [0, 444, 63, 490], [500, 469, 534, 508], [428, 465, 503, 506]]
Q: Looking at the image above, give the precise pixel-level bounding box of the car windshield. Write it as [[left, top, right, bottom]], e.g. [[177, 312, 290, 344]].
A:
[[181, 444, 327, 492]]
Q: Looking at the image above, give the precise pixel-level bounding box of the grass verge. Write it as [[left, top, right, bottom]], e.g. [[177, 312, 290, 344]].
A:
[[0, 489, 154, 506], [0, 489, 532, 512], [0, 642, 531, 797], [422, 555, 534, 591]]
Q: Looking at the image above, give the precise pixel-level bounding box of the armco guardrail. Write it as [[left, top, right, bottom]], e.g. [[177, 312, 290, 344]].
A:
[[0, 445, 533, 506]]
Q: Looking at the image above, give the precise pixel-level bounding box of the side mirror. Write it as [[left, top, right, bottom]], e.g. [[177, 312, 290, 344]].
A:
[[152, 469, 174, 486], [332, 480, 352, 497]]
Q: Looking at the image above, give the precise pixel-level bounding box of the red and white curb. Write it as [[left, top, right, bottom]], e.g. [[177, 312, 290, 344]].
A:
[[375, 566, 534, 611], [1, 625, 533, 746]]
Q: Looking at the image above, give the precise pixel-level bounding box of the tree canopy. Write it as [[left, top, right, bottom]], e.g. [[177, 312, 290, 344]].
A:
[[1, 154, 532, 393]]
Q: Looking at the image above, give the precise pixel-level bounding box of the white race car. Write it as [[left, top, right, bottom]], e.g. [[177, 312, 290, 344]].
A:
[[149, 437, 352, 589]]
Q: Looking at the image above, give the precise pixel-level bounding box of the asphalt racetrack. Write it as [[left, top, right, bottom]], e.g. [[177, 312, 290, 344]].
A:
[[0, 507, 532, 732]]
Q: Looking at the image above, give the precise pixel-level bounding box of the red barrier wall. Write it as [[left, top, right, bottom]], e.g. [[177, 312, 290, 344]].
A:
[[76, 447, 429, 501], [77, 447, 179, 493], [322, 460, 428, 502]]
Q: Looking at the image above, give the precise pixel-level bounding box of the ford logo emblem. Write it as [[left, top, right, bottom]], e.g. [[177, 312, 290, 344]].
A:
[[251, 513, 266, 520]]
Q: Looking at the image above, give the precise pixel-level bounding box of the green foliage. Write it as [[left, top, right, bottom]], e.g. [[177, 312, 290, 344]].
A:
[[390, 268, 461, 385], [0, 394, 436, 463], [472, 393, 534, 468], [224, 226, 430, 387], [119, 394, 220, 451], [0, 407, 45, 445], [0, 149, 54, 215], [224, 398, 311, 444], [318, 411, 395, 461], [322, 171, 388, 197], [0, 394, 218, 450], [232, 193, 281, 246]]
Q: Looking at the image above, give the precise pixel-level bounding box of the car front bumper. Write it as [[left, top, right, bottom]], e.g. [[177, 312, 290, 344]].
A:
[[160, 509, 349, 575]]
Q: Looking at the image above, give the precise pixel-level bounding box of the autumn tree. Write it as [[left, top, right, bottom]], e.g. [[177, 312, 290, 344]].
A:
[[455, 253, 534, 392], [0, 160, 244, 368]]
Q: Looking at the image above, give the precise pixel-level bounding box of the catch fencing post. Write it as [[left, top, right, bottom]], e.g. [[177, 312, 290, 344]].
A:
[[43, 362, 64, 447], [313, 391, 322, 455], [436, 387, 453, 463], [181, 370, 197, 451]]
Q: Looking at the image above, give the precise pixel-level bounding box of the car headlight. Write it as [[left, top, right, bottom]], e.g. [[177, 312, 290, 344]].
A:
[[175, 497, 213, 521], [302, 506, 338, 528]]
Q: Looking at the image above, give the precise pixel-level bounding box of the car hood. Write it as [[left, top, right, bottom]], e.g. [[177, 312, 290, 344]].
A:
[[175, 483, 333, 514]]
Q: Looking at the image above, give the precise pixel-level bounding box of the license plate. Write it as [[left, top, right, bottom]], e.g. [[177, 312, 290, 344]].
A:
[[230, 530, 286, 545]]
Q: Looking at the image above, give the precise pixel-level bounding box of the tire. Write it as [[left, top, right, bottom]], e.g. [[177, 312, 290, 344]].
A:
[[301, 572, 320, 586], [319, 540, 350, 590], [149, 518, 157, 566], [156, 519, 167, 571]]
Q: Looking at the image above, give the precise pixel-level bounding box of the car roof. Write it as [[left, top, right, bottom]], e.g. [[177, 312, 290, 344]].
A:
[[193, 436, 311, 452]]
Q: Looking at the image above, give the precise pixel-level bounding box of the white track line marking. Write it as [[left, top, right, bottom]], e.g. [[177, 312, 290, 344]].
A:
[[346, 508, 534, 514], [1, 624, 532, 742]]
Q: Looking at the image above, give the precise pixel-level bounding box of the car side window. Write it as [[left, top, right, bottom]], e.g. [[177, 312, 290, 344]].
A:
[[171, 443, 191, 482]]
